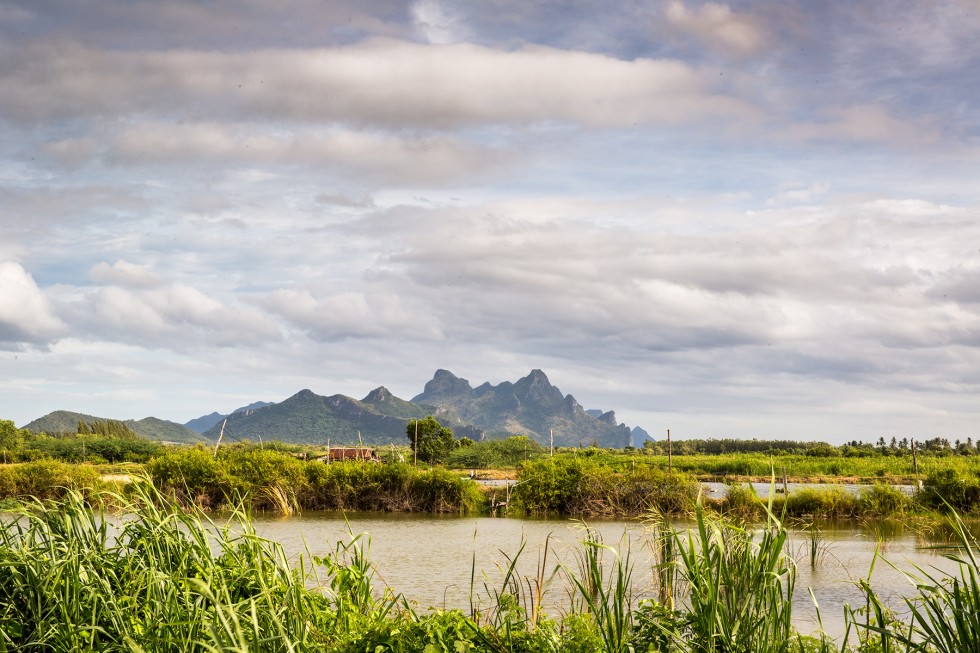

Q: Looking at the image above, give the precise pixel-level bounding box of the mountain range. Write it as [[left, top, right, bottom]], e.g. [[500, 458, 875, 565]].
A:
[[24, 370, 644, 448]]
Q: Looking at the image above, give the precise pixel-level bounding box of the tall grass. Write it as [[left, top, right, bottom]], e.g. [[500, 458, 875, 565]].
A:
[[147, 447, 484, 513], [5, 475, 980, 652], [854, 510, 980, 653]]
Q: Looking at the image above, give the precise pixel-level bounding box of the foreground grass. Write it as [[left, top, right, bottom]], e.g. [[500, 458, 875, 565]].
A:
[[3, 482, 980, 652]]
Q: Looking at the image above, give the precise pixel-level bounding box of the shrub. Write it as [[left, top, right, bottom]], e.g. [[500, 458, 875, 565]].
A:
[[0, 459, 102, 501], [721, 483, 764, 521], [858, 483, 913, 517], [512, 456, 697, 517], [779, 486, 859, 519], [919, 468, 980, 513]]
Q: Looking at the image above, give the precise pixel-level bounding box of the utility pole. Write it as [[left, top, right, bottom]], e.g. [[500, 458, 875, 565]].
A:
[[414, 420, 418, 466], [550, 429, 554, 457], [667, 428, 672, 472]]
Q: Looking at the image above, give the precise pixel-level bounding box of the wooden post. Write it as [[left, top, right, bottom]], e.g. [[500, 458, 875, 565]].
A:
[[667, 429, 672, 472], [912, 438, 919, 482]]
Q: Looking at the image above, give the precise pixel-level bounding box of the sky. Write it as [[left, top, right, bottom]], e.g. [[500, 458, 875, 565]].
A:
[[2, 1, 980, 443]]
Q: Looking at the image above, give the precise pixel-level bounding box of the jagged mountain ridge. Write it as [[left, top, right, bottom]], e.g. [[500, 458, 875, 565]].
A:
[[413, 369, 632, 448], [22, 371, 642, 448], [184, 401, 274, 434], [200, 388, 446, 445]]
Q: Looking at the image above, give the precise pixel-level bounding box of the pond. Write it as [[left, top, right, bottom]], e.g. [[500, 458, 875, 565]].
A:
[[248, 511, 963, 641]]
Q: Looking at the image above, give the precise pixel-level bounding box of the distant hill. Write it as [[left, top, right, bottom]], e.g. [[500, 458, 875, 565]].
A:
[[184, 401, 274, 434], [202, 388, 440, 445], [22, 410, 203, 443], [412, 369, 632, 448]]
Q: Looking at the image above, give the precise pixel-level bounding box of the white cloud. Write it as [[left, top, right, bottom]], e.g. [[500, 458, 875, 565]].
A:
[[0, 261, 66, 346], [664, 1, 766, 55], [0, 39, 750, 129], [100, 122, 501, 184], [76, 283, 283, 348], [90, 260, 165, 289], [255, 288, 443, 342], [412, 0, 469, 44]]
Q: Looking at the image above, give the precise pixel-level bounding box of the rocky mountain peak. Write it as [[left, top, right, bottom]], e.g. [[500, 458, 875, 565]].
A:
[[513, 369, 563, 405], [413, 369, 474, 402], [362, 386, 392, 403]]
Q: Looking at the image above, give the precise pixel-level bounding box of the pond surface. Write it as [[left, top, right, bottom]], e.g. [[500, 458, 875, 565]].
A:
[[700, 481, 917, 497], [248, 512, 963, 641]]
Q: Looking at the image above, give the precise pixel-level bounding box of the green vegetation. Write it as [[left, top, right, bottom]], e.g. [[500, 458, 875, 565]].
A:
[[4, 411, 980, 520], [3, 486, 980, 652], [719, 482, 915, 521], [21, 410, 202, 443], [0, 459, 107, 502], [406, 416, 467, 464], [0, 418, 163, 464], [512, 456, 700, 517], [445, 435, 543, 468], [148, 445, 484, 513]]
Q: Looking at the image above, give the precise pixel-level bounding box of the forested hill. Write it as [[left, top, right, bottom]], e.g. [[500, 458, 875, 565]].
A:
[[200, 388, 445, 445], [23, 411, 203, 444]]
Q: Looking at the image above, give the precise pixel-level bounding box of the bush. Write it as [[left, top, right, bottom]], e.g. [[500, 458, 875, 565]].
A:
[[919, 468, 980, 513], [0, 459, 102, 501], [512, 456, 698, 517], [721, 483, 764, 521], [858, 483, 913, 517], [778, 486, 859, 519]]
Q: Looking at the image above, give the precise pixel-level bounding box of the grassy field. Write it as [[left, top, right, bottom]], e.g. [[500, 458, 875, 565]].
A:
[[516, 448, 980, 484]]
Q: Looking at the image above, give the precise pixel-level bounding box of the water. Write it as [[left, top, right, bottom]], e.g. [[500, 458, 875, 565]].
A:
[[700, 481, 917, 498], [248, 512, 962, 641]]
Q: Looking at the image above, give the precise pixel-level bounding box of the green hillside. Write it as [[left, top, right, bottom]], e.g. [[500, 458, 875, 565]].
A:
[[202, 388, 433, 445], [23, 411, 203, 443]]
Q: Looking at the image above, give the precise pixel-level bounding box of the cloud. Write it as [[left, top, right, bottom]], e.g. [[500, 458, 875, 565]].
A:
[[412, 0, 469, 44], [0, 39, 749, 129], [72, 283, 283, 349], [97, 122, 501, 184], [786, 104, 940, 146], [90, 260, 165, 289], [329, 195, 980, 378], [0, 261, 66, 347], [255, 288, 443, 342], [664, 1, 766, 56]]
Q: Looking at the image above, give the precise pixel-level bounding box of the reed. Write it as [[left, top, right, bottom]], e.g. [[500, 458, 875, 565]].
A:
[[855, 509, 980, 653], [8, 474, 980, 652]]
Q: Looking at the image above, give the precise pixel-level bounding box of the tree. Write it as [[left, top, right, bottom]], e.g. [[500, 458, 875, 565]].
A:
[[406, 416, 457, 464], [0, 419, 23, 461]]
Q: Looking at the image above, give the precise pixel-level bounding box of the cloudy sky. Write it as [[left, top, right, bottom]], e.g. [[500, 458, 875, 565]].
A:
[[2, 0, 980, 442]]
